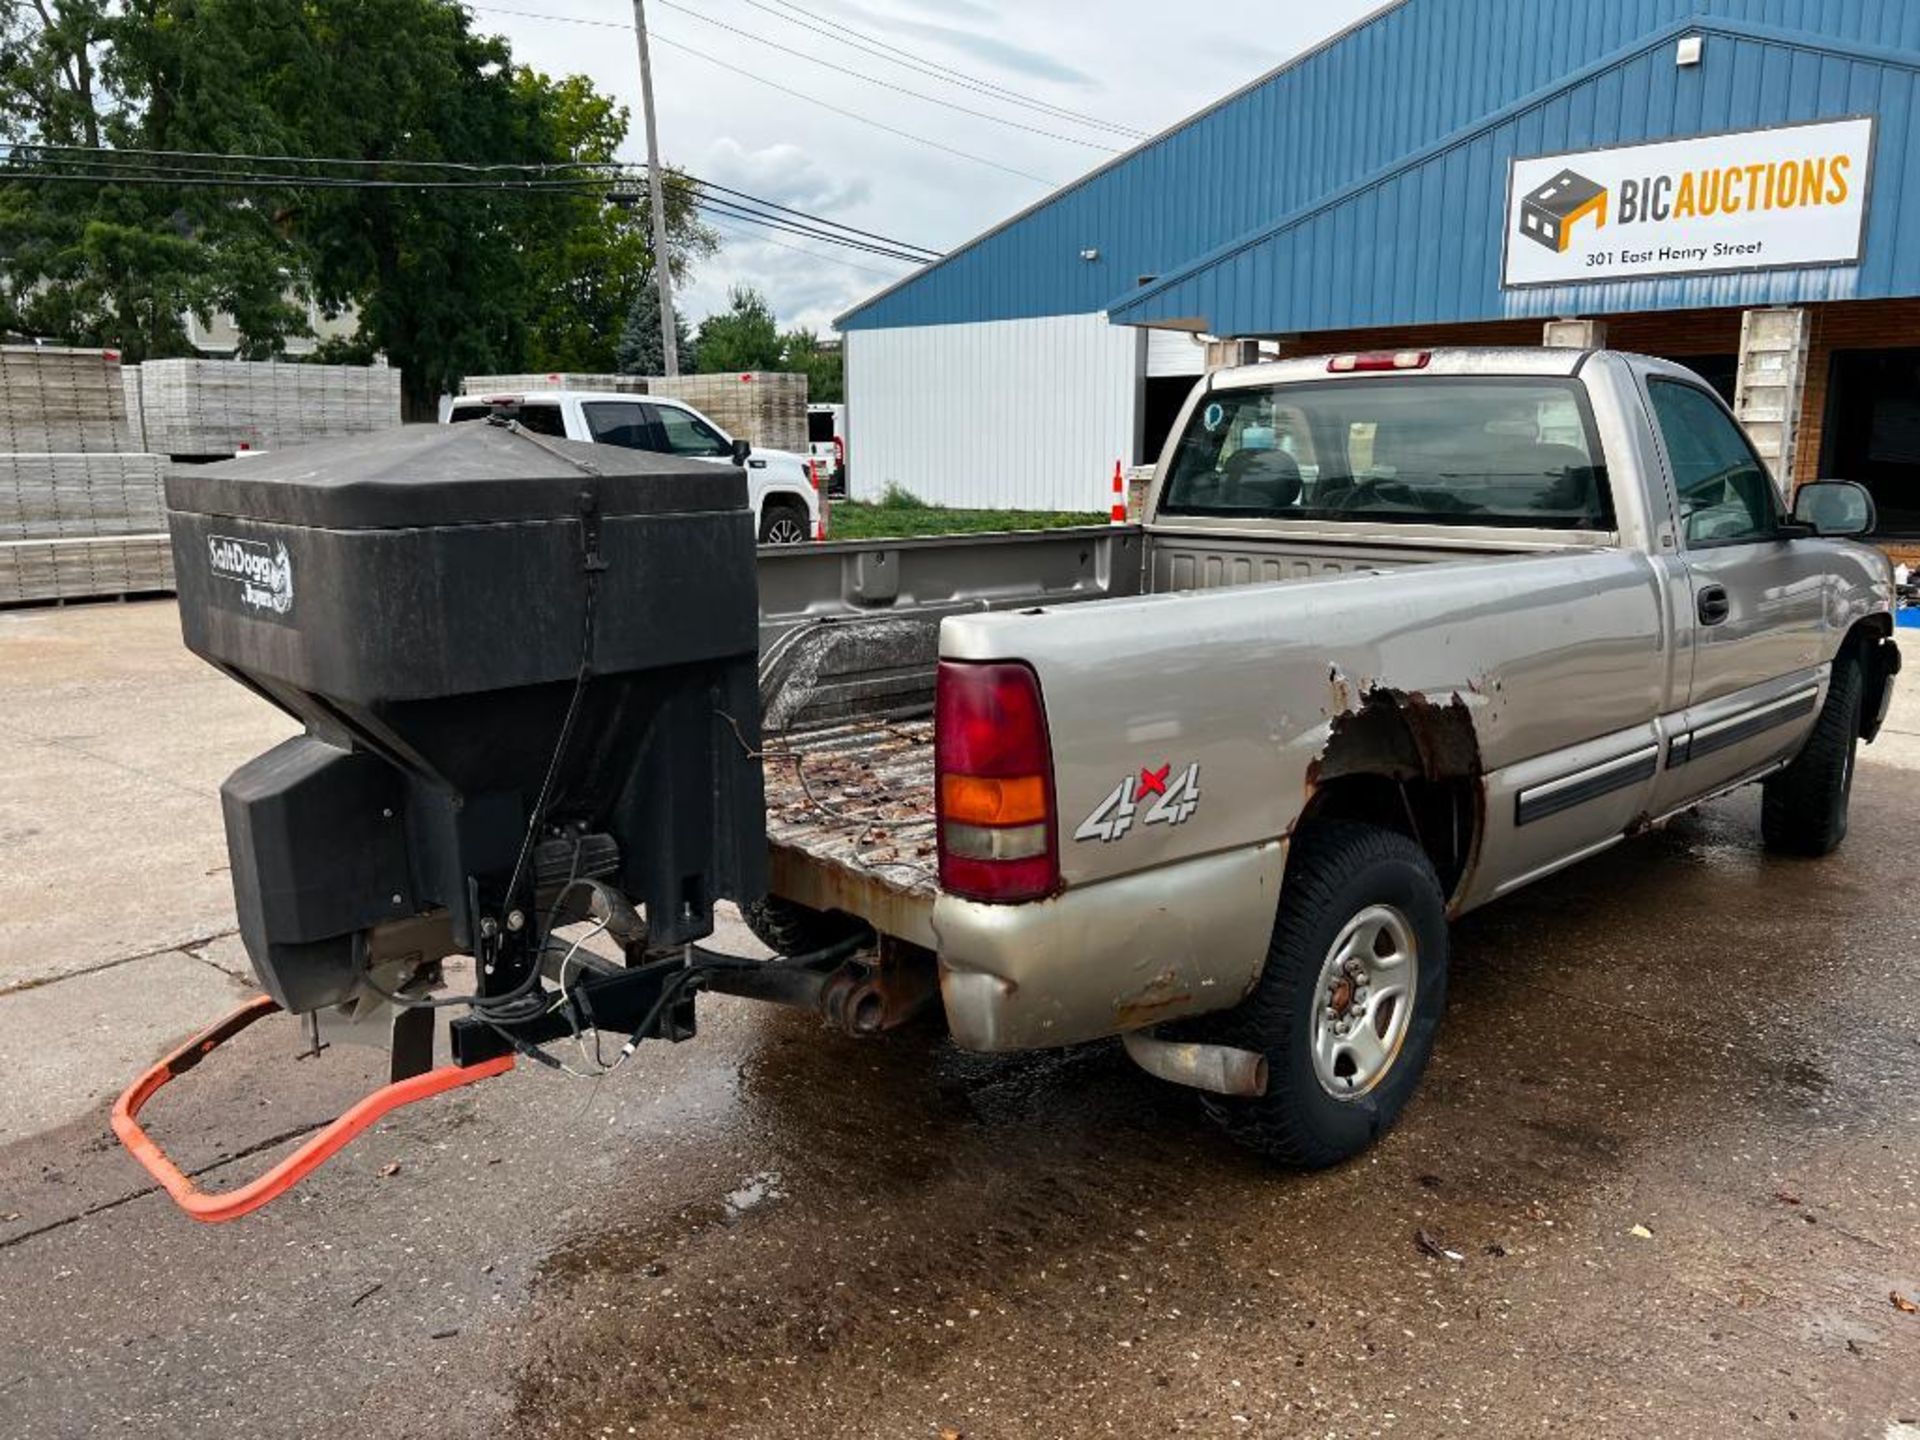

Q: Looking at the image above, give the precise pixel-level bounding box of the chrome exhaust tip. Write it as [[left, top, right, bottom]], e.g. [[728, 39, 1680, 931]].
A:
[[1122, 1029, 1269, 1097]]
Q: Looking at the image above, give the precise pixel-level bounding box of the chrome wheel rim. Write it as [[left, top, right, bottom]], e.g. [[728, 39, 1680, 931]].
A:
[[1310, 903, 1418, 1100], [763, 516, 809, 544]]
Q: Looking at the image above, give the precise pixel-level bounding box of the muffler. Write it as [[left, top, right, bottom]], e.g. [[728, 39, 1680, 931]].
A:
[[700, 935, 938, 1037], [1122, 1030, 1269, 1097]]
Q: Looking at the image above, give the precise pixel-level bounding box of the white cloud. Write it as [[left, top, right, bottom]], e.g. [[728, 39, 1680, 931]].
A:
[[477, 0, 1384, 332], [698, 137, 875, 214]]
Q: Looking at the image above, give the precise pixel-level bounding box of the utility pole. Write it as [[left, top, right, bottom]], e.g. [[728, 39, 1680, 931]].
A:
[[631, 0, 679, 375]]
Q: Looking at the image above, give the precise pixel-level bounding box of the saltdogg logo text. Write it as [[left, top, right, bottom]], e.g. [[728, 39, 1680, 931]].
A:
[[207, 535, 295, 615]]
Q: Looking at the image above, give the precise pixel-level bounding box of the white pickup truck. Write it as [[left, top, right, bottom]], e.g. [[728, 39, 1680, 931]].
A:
[[446, 389, 823, 544]]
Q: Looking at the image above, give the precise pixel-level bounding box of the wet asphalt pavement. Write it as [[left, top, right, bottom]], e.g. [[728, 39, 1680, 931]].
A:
[[3, 602, 1919, 1439]]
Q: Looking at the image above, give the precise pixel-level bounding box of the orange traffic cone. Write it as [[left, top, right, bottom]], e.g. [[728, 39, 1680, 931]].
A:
[[1109, 461, 1127, 524]]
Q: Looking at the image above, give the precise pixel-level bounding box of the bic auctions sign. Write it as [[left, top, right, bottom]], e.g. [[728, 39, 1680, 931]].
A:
[[1501, 117, 1874, 288]]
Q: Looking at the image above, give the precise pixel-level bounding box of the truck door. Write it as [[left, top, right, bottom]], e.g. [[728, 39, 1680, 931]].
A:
[[1641, 376, 1827, 810]]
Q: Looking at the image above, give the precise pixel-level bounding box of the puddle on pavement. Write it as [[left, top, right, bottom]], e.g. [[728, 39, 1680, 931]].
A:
[[504, 782, 1920, 1438]]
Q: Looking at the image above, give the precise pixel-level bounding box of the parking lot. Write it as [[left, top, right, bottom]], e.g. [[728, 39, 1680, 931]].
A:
[[3, 596, 1919, 1439]]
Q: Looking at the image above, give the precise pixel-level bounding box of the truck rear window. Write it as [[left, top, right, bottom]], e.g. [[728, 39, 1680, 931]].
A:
[[446, 401, 566, 438], [1160, 378, 1612, 530]]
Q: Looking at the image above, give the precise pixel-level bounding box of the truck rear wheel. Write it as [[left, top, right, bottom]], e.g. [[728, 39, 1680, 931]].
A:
[[741, 896, 865, 957], [1193, 821, 1448, 1168], [1761, 653, 1864, 857]]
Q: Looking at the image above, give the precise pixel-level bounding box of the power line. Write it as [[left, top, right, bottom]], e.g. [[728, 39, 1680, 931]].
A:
[[684, 174, 940, 256], [0, 164, 935, 263], [0, 162, 596, 191], [4, 142, 601, 174], [461, 5, 1060, 186], [673, 191, 936, 261], [647, 30, 1058, 186], [687, 193, 930, 260], [743, 0, 1147, 140], [704, 216, 913, 279], [649, 0, 1118, 152], [1, 142, 944, 260]]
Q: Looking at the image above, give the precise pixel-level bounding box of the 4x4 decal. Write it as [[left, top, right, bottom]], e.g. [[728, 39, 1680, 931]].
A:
[[1073, 762, 1201, 843]]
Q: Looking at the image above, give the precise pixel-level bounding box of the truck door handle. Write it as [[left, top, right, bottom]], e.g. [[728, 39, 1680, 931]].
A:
[[1697, 585, 1731, 626]]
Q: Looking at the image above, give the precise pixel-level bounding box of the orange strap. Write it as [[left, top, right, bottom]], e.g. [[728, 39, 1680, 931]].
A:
[[112, 994, 514, 1223]]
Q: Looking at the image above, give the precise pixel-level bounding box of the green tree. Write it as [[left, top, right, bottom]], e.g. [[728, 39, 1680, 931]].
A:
[[781, 325, 841, 402], [516, 72, 713, 374], [0, 0, 716, 409], [0, 0, 305, 356], [615, 276, 693, 376], [692, 284, 783, 373], [239, 0, 580, 412]]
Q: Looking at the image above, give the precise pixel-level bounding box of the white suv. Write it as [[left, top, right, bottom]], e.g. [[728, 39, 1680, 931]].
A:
[[446, 390, 822, 544]]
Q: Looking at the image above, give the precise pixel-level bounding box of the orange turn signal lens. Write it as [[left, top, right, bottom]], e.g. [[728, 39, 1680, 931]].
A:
[[940, 773, 1049, 827]]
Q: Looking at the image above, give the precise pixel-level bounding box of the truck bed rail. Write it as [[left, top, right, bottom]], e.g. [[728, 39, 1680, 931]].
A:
[[758, 526, 1141, 730]]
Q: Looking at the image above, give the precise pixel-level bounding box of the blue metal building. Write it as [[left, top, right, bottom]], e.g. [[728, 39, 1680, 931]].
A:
[[838, 0, 1920, 535]]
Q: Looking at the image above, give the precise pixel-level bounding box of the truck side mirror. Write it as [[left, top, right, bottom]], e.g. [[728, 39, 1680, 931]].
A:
[[1791, 480, 1876, 538], [730, 438, 752, 466]]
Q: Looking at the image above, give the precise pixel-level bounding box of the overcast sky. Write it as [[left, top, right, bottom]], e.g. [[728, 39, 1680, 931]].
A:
[[469, 0, 1383, 333]]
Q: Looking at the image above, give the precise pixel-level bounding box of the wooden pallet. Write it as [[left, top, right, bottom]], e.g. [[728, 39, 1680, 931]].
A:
[[0, 534, 174, 605], [462, 370, 809, 451], [648, 372, 808, 453], [132, 359, 402, 457], [462, 371, 646, 395], [0, 346, 137, 454], [0, 453, 168, 541]]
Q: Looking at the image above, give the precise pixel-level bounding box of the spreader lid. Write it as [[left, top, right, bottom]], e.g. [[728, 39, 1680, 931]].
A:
[[164, 422, 746, 529]]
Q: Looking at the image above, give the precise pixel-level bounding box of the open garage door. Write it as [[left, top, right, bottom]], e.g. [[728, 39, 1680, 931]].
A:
[[1824, 348, 1920, 537]]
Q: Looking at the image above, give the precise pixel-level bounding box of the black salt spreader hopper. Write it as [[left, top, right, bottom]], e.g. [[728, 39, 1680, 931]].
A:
[[114, 421, 809, 1220]]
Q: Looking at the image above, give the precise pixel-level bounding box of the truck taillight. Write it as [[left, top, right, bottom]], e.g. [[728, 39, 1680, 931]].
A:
[[1329, 350, 1430, 372], [935, 660, 1059, 903]]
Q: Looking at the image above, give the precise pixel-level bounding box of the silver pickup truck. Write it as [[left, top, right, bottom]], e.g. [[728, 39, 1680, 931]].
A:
[[750, 347, 1900, 1167]]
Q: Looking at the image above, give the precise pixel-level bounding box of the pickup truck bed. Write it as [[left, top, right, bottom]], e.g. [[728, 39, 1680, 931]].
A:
[[755, 525, 1153, 950], [753, 525, 1497, 952]]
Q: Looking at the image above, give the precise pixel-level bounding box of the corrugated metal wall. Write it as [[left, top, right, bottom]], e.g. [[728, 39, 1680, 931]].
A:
[[1110, 20, 1920, 335], [844, 314, 1138, 512], [840, 0, 1920, 332]]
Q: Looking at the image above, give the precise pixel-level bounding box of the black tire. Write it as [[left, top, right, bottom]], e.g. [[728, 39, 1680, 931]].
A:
[[758, 501, 810, 545], [1762, 653, 1864, 857], [741, 896, 865, 957], [1193, 821, 1448, 1168]]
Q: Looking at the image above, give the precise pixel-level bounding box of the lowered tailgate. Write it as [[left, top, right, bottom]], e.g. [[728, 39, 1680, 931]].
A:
[[756, 527, 1142, 945], [763, 716, 938, 948]]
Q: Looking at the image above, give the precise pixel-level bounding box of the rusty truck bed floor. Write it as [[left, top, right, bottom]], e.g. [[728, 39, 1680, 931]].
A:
[[762, 716, 939, 937]]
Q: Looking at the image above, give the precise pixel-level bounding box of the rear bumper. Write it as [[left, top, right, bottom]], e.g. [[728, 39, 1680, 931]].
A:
[[931, 840, 1284, 1051]]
